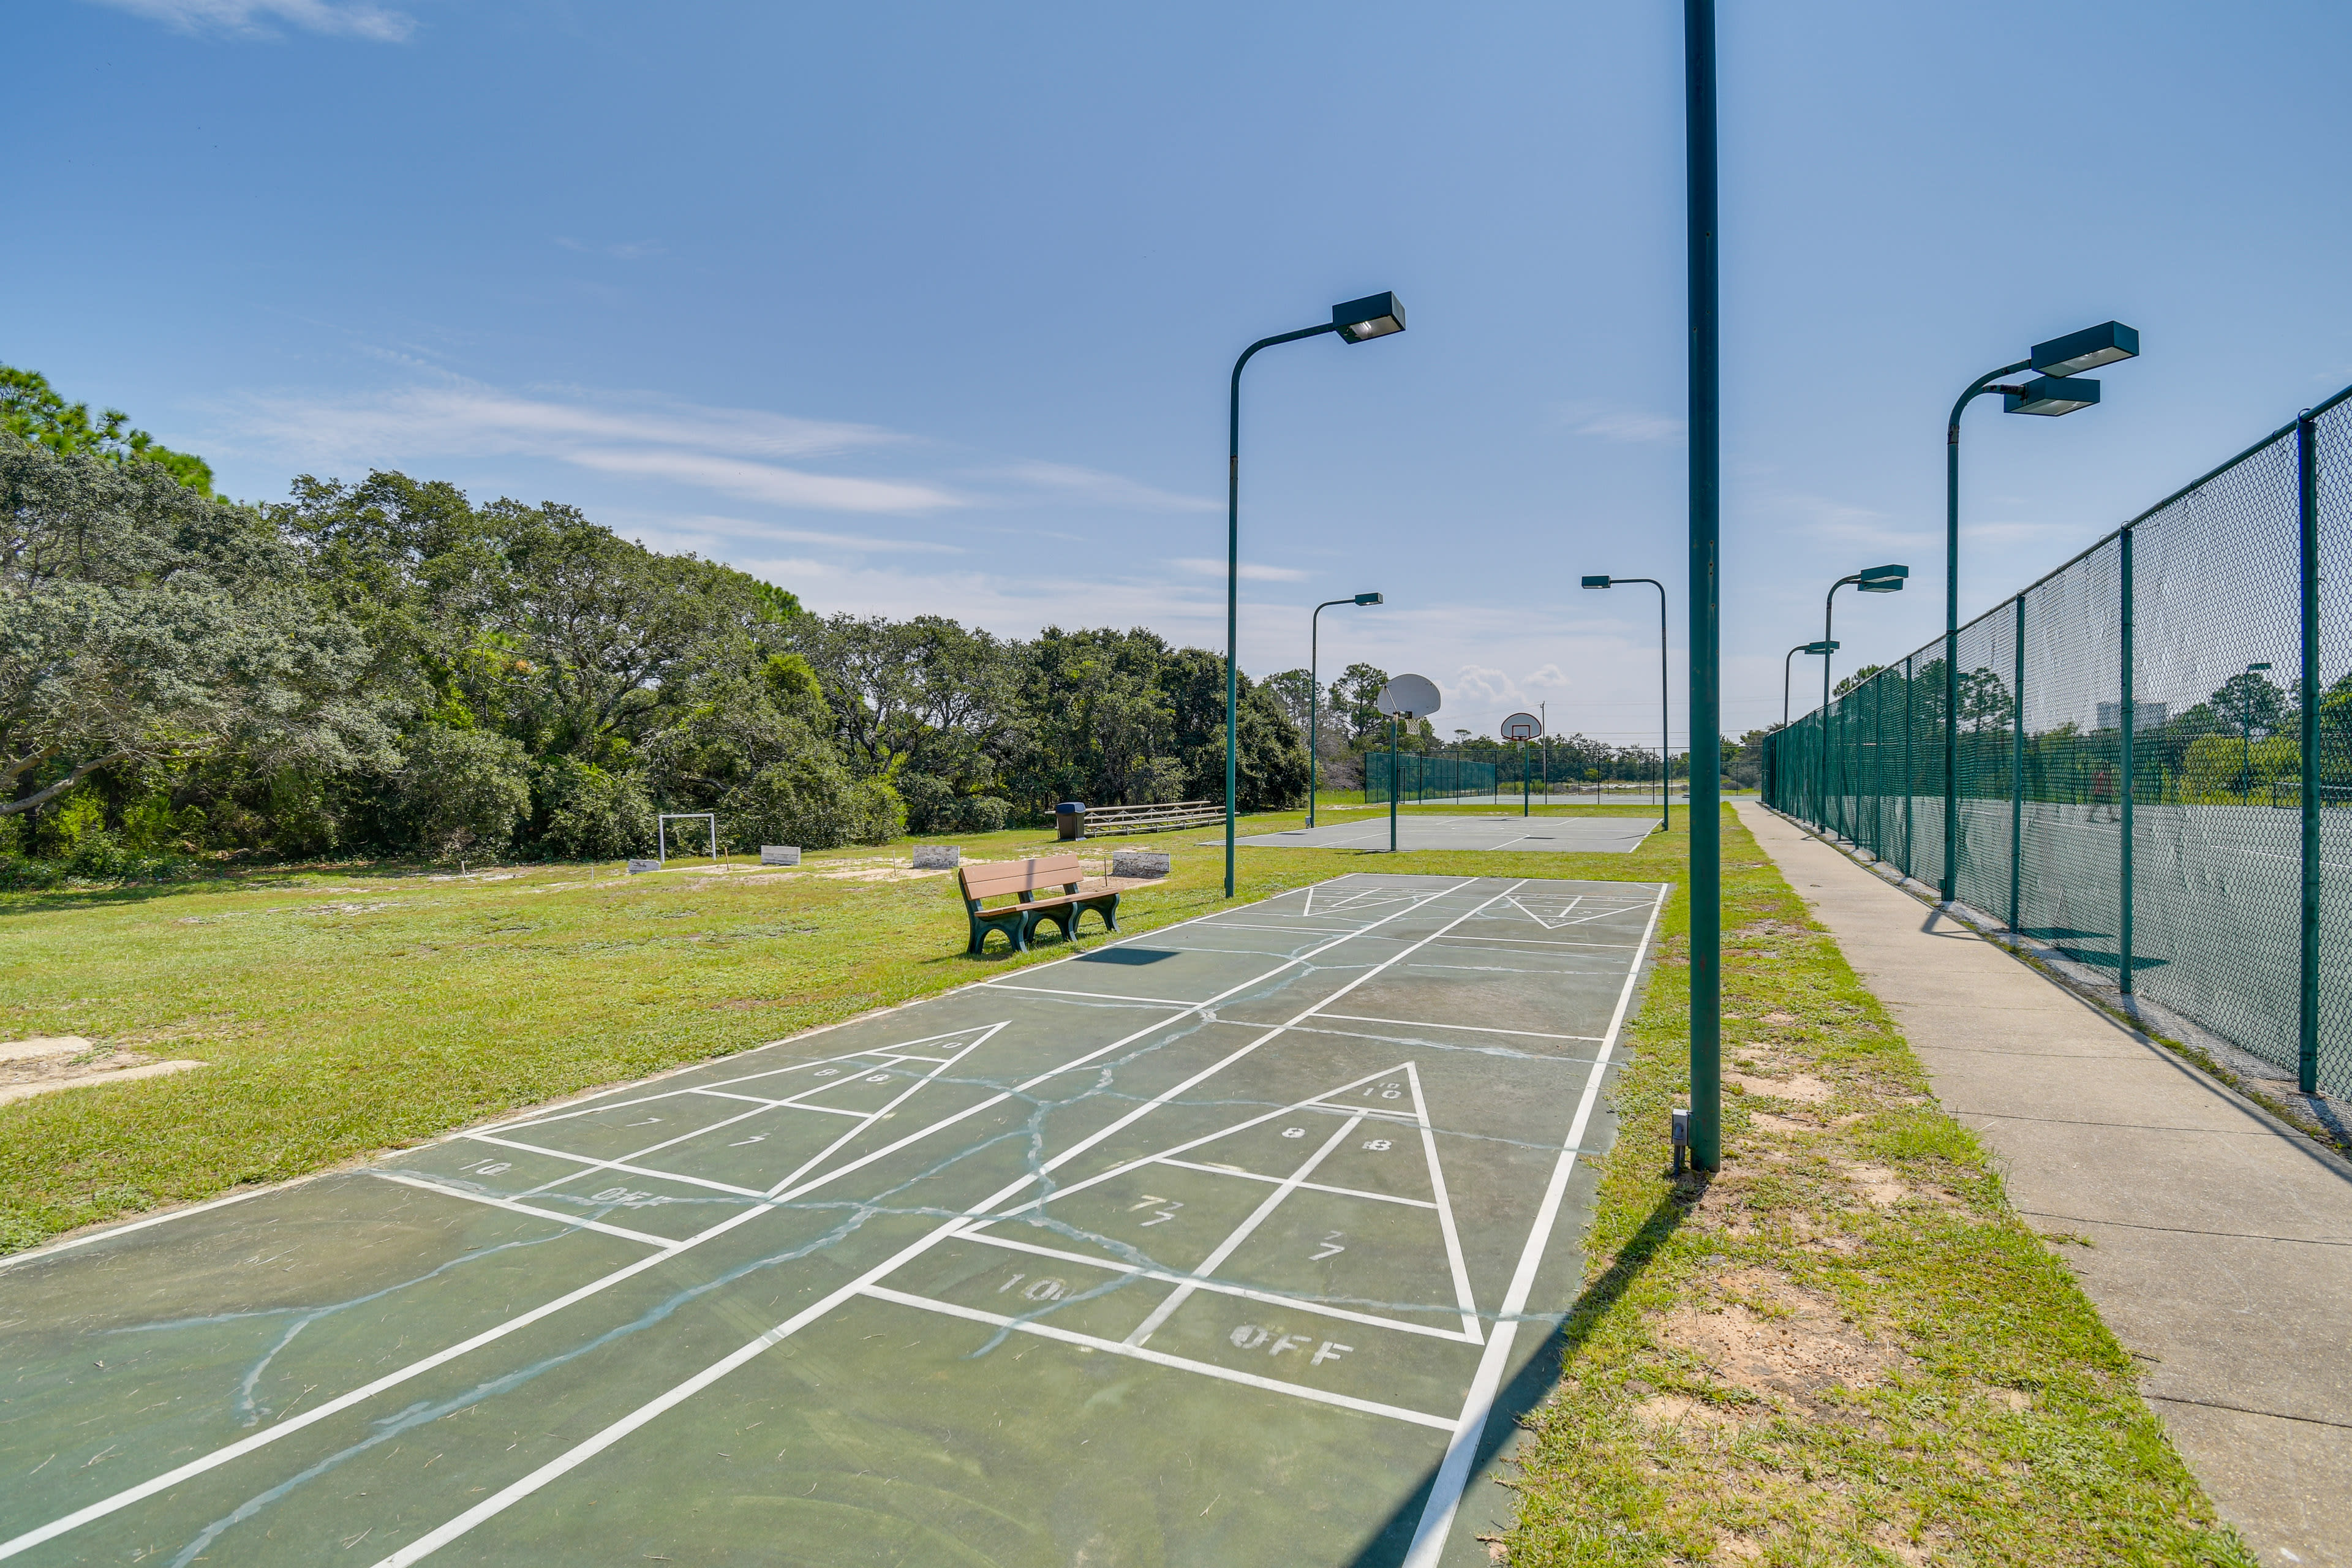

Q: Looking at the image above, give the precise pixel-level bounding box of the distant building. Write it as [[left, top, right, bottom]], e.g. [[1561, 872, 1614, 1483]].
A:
[[2095, 700, 2170, 731]]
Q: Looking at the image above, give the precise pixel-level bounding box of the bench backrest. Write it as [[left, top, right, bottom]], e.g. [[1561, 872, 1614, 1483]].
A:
[[960, 854, 1084, 903]]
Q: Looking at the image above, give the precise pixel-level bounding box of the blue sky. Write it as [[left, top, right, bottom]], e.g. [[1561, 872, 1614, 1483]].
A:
[[12, 1, 2352, 748]]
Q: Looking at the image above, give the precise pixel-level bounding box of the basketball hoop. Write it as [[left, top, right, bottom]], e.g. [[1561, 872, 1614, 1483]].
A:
[[1499, 710, 1542, 742], [1376, 674, 1441, 721]]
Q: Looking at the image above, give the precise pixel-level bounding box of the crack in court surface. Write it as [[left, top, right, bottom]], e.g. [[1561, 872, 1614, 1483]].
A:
[[0, 872, 1664, 1568]]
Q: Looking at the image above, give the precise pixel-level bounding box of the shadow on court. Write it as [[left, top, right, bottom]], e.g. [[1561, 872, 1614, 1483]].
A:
[[1343, 1177, 1704, 1565]]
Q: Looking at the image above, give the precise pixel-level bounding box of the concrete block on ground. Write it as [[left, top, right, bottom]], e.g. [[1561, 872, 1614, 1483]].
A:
[[1111, 849, 1171, 879], [627, 858, 662, 875], [911, 845, 960, 870], [760, 845, 801, 866]]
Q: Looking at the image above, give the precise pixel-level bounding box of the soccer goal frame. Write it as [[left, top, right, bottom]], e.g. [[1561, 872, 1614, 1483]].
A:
[[656, 812, 720, 866]]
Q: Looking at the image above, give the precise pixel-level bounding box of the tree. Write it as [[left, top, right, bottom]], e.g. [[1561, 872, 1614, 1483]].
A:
[[1333, 662, 1389, 742], [2, 364, 216, 497], [1833, 663, 1887, 698], [1262, 668, 1316, 734], [2209, 668, 2287, 742], [1, 442, 390, 819]]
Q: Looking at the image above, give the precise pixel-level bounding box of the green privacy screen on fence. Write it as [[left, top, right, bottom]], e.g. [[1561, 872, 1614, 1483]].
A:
[[1363, 752, 1498, 804], [1765, 386, 2352, 1099]]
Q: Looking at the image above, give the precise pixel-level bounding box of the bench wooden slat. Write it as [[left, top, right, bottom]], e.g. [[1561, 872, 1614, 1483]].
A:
[[959, 855, 1085, 899]]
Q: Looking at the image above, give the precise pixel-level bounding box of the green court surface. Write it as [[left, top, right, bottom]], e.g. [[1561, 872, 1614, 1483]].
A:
[[0, 873, 1664, 1568], [1225, 815, 1654, 854]]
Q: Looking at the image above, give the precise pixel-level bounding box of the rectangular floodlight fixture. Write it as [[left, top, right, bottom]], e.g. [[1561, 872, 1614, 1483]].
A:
[[1333, 292, 1406, 342], [2006, 375, 2101, 416], [2030, 321, 2140, 377], [1581, 575, 1611, 588], [1859, 563, 1909, 582], [1354, 591, 1384, 605]]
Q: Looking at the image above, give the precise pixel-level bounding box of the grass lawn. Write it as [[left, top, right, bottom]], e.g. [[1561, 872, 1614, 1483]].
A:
[[0, 802, 1668, 1252], [0, 802, 2241, 1562]]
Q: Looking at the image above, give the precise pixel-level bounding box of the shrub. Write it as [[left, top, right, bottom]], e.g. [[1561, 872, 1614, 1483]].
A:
[[399, 724, 532, 861], [954, 795, 1009, 833], [848, 778, 906, 844], [536, 758, 654, 861]]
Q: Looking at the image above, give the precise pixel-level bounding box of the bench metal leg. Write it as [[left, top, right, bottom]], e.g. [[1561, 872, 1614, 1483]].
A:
[[969, 915, 1025, 956]]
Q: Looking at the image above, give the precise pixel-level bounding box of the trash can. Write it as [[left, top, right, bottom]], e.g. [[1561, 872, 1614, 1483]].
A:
[[1055, 802, 1087, 841]]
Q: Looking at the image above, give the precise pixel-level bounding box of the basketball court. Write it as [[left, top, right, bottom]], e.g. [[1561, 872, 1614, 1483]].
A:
[[1228, 815, 1656, 853], [0, 872, 1665, 1568]]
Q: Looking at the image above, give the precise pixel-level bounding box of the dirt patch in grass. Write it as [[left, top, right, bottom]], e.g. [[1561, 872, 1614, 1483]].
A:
[[0, 1038, 206, 1106], [1658, 1267, 1909, 1417]]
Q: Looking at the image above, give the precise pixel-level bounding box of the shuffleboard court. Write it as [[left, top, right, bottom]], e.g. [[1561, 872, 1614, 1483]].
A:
[[0, 873, 1664, 1568], [1225, 814, 1654, 854]]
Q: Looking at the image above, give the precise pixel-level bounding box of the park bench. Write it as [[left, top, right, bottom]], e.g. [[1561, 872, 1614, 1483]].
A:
[[1073, 799, 1223, 838], [959, 853, 1120, 955]]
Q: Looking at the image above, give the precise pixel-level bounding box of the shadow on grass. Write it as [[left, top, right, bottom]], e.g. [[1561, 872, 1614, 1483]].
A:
[[1342, 1176, 1703, 1566]]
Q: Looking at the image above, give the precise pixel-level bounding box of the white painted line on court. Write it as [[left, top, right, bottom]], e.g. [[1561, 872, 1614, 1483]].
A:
[[368, 1172, 673, 1246], [0, 882, 1478, 1564], [0, 1185, 277, 1275], [497, 1041, 995, 1203], [949, 1229, 1479, 1343], [1400, 878, 1670, 1568], [1435, 934, 1638, 950], [358, 881, 1509, 1566], [978, 984, 1198, 1006], [1314, 1014, 1604, 1043], [685, 1088, 867, 1116], [857, 1286, 1461, 1431], [1406, 1062, 1485, 1345], [497, 1031, 984, 1131], [1124, 1115, 1364, 1348], [1148, 1156, 1439, 1206], [458, 1135, 768, 1197]]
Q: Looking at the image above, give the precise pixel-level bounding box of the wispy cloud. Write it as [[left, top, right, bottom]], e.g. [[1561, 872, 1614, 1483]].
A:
[[983, 460, 1218, 513], [1169, 557, 1308, 582], [636, 515, 964, 556], [561, 448, 954, 514], [1758, 490, 1924, 548], [1556, 402, 1686, 444], [88, 0, 413, 41], [227, 380, 959, 514]]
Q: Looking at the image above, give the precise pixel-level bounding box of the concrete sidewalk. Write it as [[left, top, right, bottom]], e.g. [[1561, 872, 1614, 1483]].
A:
[[1736, 801, 2352, 1568]]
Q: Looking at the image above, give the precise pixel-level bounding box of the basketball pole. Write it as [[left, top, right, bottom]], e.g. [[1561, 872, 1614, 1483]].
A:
[[1389, 714, 1400, 853], [1686, 0, 1723, 1174]]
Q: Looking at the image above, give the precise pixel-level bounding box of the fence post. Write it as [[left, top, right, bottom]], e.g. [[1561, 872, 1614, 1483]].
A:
[[2120, 527, 2136, 997], [2011, 592, 2026, 932], [1904, 654, 1915, 878], [2299, 410, 2320, 1093]]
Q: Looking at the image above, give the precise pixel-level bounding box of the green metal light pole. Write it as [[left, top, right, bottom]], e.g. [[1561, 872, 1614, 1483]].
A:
[[1784, 639, 1836, 818], [1822, 565, 1907, 840], [1308, 592, 1382, 827], [1685, 0, 1722, 1172], [1581, 575, 1672, 834], [1942, 321, 2141, 902], [1224, 293, 1406, 897], [1784, 641, 1836, 728]]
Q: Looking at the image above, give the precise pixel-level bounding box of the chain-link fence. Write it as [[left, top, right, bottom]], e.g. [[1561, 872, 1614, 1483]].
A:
[[1364, 752, 1498, 804], [1765, 385, 2352, 1098]]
